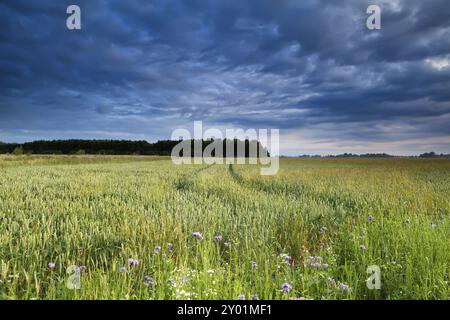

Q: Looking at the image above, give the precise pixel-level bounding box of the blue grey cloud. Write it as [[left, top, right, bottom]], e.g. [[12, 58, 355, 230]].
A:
[[0, 0, 449, 154]]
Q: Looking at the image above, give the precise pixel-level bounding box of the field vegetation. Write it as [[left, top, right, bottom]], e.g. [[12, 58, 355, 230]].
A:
[[0, 156, 448, 299]]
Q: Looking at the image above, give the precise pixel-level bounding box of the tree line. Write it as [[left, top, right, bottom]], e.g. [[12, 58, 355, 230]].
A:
[[293, 152, 450, 158], [0, 139, 269, 157]]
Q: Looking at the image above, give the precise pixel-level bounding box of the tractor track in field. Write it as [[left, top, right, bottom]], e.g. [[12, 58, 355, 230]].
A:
[[228, 163, 305, 197], [173, 163, 216, 191], [172, 163, 365, 220]]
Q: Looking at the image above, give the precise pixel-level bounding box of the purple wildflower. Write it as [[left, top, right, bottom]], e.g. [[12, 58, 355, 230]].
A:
[[154, 246, 162, 254], [47, 262, 56, 270], [79, 265, 87, 272], [306, 256, 328, 269], [252, 294, 259, 300], [167, 243, 174, 249], [213, 235, 223, 243], [280, 254, 292, 264], [337, 282, 352, 293], [251, 261, 258, 270], [127, 258, 139, 266], [328, 277, 351, 293], [144, 275, 156, 286], [319, 226, 328, 233], [237, 294, 245, 300], [281, 282, 293, 293], [368, 215, 374, 222], [306, 256, 321, 264], [119, 267, 126, 273], [359, 244, 366, 251]]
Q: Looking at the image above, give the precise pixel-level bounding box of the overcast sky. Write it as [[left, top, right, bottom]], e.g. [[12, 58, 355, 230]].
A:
[[1, 0, 450, 155]]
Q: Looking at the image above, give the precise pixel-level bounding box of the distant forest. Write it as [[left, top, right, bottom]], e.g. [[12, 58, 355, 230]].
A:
[[0, 140, 448, 158], [293, 152, 450, 158], [0, 139, 269, 157]]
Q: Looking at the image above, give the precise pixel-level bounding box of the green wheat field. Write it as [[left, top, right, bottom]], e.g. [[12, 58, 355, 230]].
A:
[[0, 155, 449, 300]]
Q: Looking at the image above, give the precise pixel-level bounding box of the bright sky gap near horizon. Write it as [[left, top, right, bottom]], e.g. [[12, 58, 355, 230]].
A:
[[0, 0, 449, 156]]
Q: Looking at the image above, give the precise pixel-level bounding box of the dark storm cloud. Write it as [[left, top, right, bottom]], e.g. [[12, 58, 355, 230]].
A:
[[0, 0, 449, 154]]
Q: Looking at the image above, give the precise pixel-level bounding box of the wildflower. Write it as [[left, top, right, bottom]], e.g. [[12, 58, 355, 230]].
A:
[[327, 277, 337, 287], [51, 275, 60, 281], [368, 215, 374, 222], [306, 256, 321, 264], [281, 282, 292, 293], [359, 244, 366, 251], [144, 275, 156, 286], [252, 294, 259, 300], [47, 262, 56, 270], [237, 294, 245, 300], [311, 263, 321, 268], [290, 297, 308, 300], [119, 267, 126, 273], [127, 258, 139, 266], [280, 254, 292, 264], [167, 243, 174, 249], [213, 235, 223, 243], [337, 282, 352, 293], [168, 278, 176, 286], [251, 261, 258, 270], [154, 246, 162, 254], [192, 232, 204, 240], [405, 219, 411, 225], [306, 256, 328, 269], [319, 226, 328, 233], [79, 265, 87, 272], [224, 242, 230, 247]]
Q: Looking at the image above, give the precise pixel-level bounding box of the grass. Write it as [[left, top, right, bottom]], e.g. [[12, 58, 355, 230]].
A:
[[0, 155, 448, 300]]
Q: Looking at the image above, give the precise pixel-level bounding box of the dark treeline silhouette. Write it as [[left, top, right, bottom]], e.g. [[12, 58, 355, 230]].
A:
[[1, 140, 448, 158], [292, 153, 394, 158], [331, 153, 395, 158], [0, 139, 269, 157], [418, 152, 450, 158], [292, 152, 450, 158]]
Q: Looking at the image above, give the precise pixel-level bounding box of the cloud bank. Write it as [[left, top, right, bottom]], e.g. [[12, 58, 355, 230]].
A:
[[1, 0, 450, 155]]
